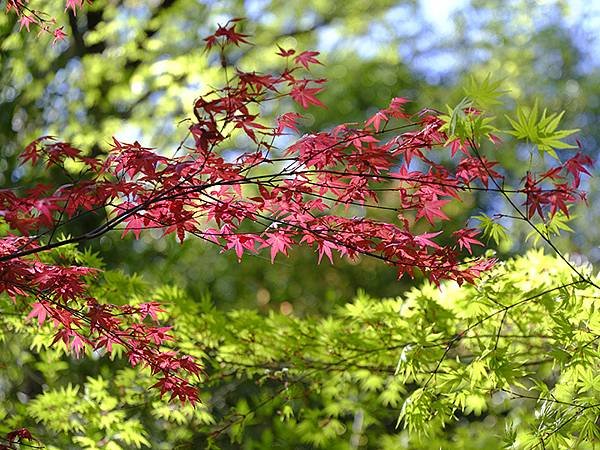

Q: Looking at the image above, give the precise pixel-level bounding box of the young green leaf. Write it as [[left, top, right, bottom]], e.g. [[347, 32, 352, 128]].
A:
[[474, 214, 510, 246], [464, 73, 508, 107], [505, 100, 579, 158]]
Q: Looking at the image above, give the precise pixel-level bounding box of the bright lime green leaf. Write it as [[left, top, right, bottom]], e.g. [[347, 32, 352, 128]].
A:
[[505, 100, 579, 158], [464, 73, 508, 107], [474, 213, 510, 246]]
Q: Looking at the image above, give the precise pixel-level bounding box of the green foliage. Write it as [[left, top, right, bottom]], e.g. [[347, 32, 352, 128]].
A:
[[463, 74, 508, 108], [475, 213, 511, 247], [439, 74, 508, 144], [1, 249, 599, 448], [505, 100, 578, 159], [439, 97, 499, 144], [526, 211, 574, 246]]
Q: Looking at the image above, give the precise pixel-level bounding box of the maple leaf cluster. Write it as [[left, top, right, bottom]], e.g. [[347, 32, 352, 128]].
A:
[[522, 152, 592, 219], [5, 0, 90, 43], [0, 427, 36, 450], [0, 236, 201, 403], [0, 18, 593, 405]]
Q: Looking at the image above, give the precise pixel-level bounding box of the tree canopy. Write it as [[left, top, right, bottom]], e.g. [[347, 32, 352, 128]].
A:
[[1, 1, 599, 449]]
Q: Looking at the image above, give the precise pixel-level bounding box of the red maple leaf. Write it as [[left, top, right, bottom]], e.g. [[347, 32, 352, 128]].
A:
[[294, 51, 322, 69], [276, 45, 296, 57], [290, 84, 325, 109], [277, 112, 303, 134], [416, 198, 450, 225], [264, 231, 293, 263], [564, 152, 593, 188], [6, 428, 34, 444], [453, 228, 483, 254], [365, 110, 389, 132], [27, 301, 50, 326]]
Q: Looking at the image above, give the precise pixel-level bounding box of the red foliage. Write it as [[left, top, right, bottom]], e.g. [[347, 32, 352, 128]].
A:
[[1, 428, 37, 449], [0, 18, 593, 405], [5, 0, 91, 42]]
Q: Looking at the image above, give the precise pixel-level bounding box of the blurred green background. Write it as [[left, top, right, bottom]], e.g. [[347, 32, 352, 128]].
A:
[[1, 0, 599, 313]]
